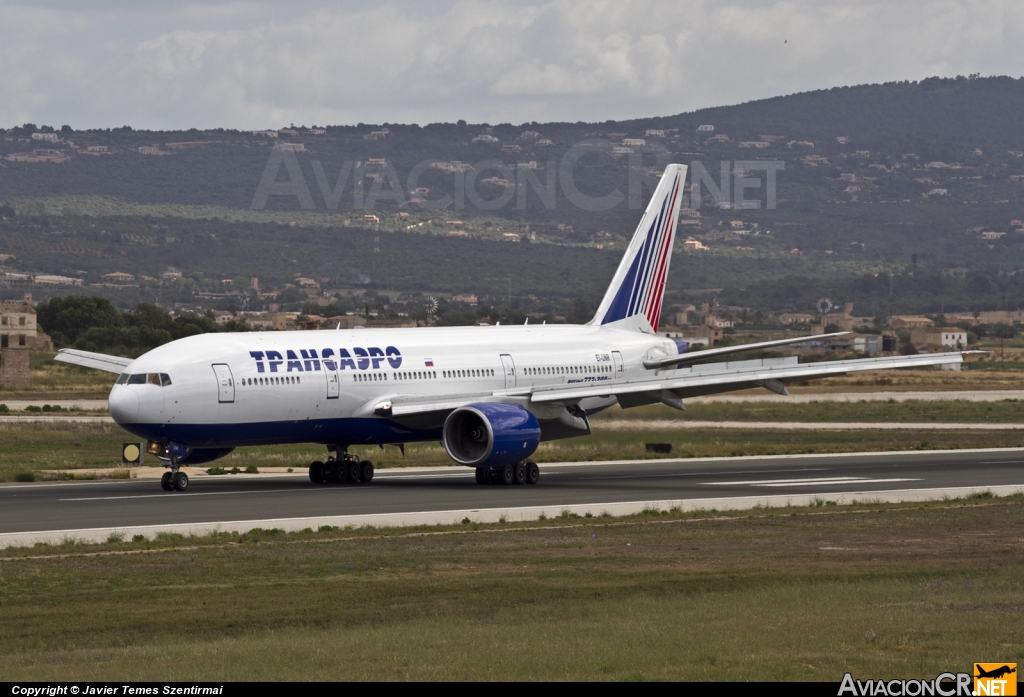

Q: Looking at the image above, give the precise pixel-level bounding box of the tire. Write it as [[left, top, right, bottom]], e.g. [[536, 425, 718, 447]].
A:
[[309, 461, 325, 484], [525, 462, 540, 485], [160, 472, 173, 491], [513, 463, 526, 485], [499, 464, 515, 486], [328, 461, 343, 484], [475, 468, 488, 484], [360, 460, 374, 483], [347, 461, 362, 484], [173, 471, 189, 492], [487, 468, 501, 485]]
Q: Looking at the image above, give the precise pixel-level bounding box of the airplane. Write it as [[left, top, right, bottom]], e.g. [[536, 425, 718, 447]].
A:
[[975, 665, 1016, 680], [56, 164, 968, 492]]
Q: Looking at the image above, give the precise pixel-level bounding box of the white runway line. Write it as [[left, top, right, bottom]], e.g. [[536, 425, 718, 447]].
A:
[[3, 483, 1022, 550], [702, 476, 920, 487], [595, 420, 1024, 430]]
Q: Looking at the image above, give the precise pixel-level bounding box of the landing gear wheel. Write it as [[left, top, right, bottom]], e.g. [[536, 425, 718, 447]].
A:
[[328, 461, 344, 484], [487, 468, 501, 485], [475, 468, 488, 485], [499, 464, 516, 486], [309, 461, 325, 484], [525, 462, 540, 485], [161, 472, 173, 491], [172, 471, 189, 492], [347, 461, 362, 484], [513, 463, 527, 485], [359, 460, 374, 483]]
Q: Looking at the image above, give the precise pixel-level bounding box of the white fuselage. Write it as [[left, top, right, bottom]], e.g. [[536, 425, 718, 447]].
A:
[[109, 323, 680, 450]]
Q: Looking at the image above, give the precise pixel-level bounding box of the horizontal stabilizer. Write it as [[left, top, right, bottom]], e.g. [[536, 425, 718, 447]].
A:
[[644, 332, 850, 369], [54, 349, 132, 374]]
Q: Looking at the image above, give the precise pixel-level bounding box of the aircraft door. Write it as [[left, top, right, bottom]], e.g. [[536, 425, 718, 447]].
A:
[[212, 364, 235, 403], [324, 363, 340, 399], [612, 351, 624, 379], [500, 354, 517, 389]]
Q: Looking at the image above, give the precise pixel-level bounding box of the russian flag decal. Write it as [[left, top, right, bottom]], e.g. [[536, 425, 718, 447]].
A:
[[424, 359, 434, 367]]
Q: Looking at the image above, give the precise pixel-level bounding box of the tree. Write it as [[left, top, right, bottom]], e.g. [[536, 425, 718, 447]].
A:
[[37, 296, 123, 346], [567, 298, 591, 324]]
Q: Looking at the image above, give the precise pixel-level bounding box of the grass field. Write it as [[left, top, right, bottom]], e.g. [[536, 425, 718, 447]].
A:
[[601, 399, 1024, 423], [0, 496, 1021, 680], [3, 419, 1024, 482]]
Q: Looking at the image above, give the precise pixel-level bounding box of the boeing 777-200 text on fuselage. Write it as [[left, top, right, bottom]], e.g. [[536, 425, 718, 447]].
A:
[[56, 165, 969, 492]]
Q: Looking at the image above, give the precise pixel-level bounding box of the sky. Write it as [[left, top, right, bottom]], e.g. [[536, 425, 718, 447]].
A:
[[1, 0, 1022, 130]]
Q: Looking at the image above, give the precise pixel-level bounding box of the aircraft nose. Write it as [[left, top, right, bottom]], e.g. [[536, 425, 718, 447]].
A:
[[109, 388, 140, 423]]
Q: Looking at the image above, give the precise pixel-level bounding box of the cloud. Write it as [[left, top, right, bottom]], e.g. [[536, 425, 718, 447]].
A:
[[0, 0, 1021, 129]]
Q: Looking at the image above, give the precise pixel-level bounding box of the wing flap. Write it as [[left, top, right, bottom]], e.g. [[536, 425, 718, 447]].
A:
[[54, 349, 132, 374]]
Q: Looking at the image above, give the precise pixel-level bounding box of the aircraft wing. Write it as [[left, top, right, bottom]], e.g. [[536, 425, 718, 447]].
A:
[[384, 351, 966, 419], [528, 351, 964, 404], [54, 348, 133, 374]]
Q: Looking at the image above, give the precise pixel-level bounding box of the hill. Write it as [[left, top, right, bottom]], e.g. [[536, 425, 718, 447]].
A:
[[1, 76, 1023, 317]]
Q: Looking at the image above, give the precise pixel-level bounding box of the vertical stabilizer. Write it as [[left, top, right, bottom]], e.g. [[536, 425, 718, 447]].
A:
[[589, 164, 687, 333]]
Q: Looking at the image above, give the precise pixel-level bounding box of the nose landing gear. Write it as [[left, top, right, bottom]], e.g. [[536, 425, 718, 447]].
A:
[[159, 456, 190, 492]]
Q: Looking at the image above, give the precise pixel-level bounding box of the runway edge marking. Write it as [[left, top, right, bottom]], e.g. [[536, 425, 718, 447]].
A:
[[2, 484, 1022, 549]]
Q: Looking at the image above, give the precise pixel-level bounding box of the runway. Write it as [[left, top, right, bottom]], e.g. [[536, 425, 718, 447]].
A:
[[2, 448, 1023, 547]]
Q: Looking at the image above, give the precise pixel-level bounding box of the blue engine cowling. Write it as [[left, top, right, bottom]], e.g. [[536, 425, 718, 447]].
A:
[[442, 402, 541, 468]]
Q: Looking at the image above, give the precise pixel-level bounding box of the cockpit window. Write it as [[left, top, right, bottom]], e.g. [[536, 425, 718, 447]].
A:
[[123, 373, 172, 386]]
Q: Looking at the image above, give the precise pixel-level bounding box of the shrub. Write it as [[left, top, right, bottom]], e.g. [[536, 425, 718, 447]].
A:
[[25, 405, 41, 413], [245, 464, 259, 474], [0, 403, 8, 413], [15, 471, 35, 482], [207, 466, 228, 475]]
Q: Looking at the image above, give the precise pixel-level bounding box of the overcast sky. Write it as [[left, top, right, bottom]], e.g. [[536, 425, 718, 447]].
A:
[[1, 0, 1022, 130]]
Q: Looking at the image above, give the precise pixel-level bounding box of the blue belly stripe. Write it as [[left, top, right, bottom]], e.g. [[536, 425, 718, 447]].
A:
[[120, 418, 442, 448]]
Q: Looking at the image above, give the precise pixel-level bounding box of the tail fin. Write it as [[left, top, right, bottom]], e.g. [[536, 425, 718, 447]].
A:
[[590, 164, 687, 333]]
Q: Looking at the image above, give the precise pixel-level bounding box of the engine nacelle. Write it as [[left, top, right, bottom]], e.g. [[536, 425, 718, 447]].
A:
[[442, 402, 541, 468]]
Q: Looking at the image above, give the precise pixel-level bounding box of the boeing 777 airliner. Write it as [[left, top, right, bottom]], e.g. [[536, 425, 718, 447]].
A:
[[57, 165, 967, 492]]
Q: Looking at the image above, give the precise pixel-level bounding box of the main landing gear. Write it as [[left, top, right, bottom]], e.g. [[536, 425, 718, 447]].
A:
[[309, 450, 373, 485], [475, 461, 540, 486], [159, 457, 189, 492]]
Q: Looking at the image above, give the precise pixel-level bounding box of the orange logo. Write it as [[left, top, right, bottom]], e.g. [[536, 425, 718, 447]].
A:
[[974, 664, 1017, 696]]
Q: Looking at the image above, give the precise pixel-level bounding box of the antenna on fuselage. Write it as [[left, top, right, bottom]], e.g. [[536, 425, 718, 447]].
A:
[[525, 317, 529, 325], [336, 322, 341, 330]]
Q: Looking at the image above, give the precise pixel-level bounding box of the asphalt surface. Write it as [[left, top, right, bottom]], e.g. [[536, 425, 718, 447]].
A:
[[3, 450, 1024, 536]]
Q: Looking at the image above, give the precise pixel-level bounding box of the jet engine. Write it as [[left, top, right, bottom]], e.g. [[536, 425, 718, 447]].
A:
[[442, 402, 541, 468]]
